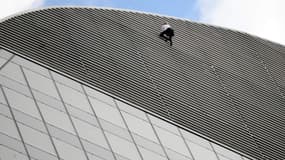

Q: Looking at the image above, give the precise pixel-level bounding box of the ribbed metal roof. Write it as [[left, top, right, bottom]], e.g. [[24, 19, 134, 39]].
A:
[[0, 7, 285, 160]]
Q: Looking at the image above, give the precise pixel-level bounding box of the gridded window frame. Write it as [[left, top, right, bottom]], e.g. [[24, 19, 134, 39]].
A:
[[0, 48, 256, 160]]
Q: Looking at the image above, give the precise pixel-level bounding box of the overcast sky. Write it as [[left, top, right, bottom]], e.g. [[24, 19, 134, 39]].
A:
[[1, 0, 284, 45]]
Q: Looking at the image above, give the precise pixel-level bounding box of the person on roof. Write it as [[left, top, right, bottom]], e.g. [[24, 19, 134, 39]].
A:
[[159, 22, 174, 46]]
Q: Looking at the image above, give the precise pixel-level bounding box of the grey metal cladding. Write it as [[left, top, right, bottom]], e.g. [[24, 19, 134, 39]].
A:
[[0, 7, 285, 160]]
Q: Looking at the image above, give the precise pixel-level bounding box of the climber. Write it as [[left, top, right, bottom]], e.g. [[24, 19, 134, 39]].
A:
[[159, 22, 174, 46]]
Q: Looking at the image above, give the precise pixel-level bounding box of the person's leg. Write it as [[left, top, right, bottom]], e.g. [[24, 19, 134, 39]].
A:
[[169, 36, 173, 46], [159, 31, 168, 41], [165, 29, 173, 46]]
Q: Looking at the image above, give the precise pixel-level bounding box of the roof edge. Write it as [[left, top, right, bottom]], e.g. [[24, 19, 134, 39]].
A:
[[1, 6, 284, 48]]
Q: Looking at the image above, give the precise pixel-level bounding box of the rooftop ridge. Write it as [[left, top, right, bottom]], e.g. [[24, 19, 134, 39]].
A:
[[1, 6, 284, 48]]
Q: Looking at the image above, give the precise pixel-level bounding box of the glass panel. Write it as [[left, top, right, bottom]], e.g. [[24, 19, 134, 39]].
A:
[[47, 123, 81, 148], [0, 115, 20, 139], [83, 140, 115, 160], [24, 69, 60, 100], [39, 102, 75, 134], [4, 88, 40, 119], [52, 71, 83, 92], [32, 89, 65, 112], [18, 123, 55, 155], [0, 133, 26, 154], [84, 86, 115, 106], [149, 114, 180, 135], [117, 100, 147, 121], [180, 129, 212, 150], [0, 103, 11, 117], [87, 153, 106, 160], [0, 75, 31, 97], [0, 62, 26, 84], [154, 126, 191, 157], [212, 143, 242, 160], [73, 118, 109, 149], [186, 141, 218, 160], [122, 112, 158, 143], [13, 108, 46, 133], [132, 133, 165, 156], [218, 155, 232, 160], [0, 88, 6, 104], [100, 118, 132, 141], [90, 97, 126, 128], [26, 144, 58, 160], [57, 83, 92, 114], [54, 138, 87, 160], [0, 57, 8, 67], [105, 132, 142, 160], [166, 148, 193, 160], [0, 145, 29, 160], [12, 56, 49, 77], [0, 49, 13, 59], [115, 154, 130, 160], [67, 104, 99, 127], [138, 146, 167, 160]]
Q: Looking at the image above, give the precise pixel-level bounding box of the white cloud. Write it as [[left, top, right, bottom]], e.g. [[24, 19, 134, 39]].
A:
[[197, 0, 285, 45], [0, 0, 44, 20]]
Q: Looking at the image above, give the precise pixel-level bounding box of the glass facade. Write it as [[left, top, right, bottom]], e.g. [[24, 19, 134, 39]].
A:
[[0, 49, 254, 160]]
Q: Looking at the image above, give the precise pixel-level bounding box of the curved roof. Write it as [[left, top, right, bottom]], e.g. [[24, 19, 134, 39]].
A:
[[0, 7, 285, 160]]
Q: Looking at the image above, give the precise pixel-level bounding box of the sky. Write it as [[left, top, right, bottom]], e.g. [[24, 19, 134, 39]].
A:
[[0, 0, 284, 45]]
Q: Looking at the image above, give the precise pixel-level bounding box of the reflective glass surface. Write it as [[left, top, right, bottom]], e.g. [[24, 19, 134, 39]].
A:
[[149, 114, 180, 135], [18, 123, 55, 155], [180, 128, 212, 150], [90, 97, 126, 128], [52, 71, 82, 92], [186, 141, 218, 160], [0, 103, 11, 117], [73, 118, 109, 149], [57, 83, 92, 113], [0, 145, 29, 160], [4, 87, 41, 119], [0, 49, 13, 59], [122, 112, 158, 143], [212, 143, 242, 160], [11, 56, 49, 77], [0, 88, 6, 104], [0, 74, 31, 97], [105, 132, 142, 160], [84, 86, 115, 106], [0, 62, 26, 84], [0, 50, 254, 160], [24, 69, 60, 100], [0, 57, 8, 67], [154, 126, 191, 158], [0, 132, 27, 156], [138, 146, 167, 160], [53, 138, 87, 160], [0, 115, 20, 139], [39, 102, 75, 134], [117, 100, 147, 121]]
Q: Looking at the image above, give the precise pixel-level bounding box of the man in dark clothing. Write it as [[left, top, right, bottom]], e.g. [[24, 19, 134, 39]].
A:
[[159, 22, 174, 46]]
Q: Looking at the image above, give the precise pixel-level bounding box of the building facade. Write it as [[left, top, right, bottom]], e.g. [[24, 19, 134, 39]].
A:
[[0, 7, 284, 160]]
